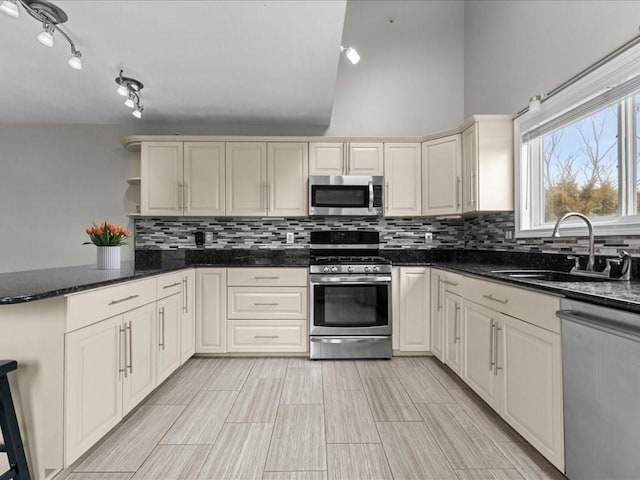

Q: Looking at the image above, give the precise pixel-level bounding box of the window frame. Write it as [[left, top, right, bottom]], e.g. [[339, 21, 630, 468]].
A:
[[515, 44, 640, 239]]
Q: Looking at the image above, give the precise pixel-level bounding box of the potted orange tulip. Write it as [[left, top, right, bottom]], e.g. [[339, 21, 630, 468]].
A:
[[84, 222, 131, 269]]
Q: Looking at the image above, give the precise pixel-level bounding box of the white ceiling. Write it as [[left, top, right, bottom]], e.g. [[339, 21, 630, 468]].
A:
[[0, 0, 347, 125]]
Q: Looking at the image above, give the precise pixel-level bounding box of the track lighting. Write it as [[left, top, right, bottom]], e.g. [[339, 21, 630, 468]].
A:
[[340, 45, 360, 65], [1, 0, 83, 70], [115, 70, 145, 119], [0, 0, 19, 18], [37, 21, 54, 47]]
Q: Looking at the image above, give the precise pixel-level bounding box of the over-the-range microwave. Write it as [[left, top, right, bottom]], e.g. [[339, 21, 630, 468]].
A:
[[309, 175, 383, 216]]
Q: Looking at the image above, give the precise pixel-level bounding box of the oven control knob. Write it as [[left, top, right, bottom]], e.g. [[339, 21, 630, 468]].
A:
[[323, 266, 330, 273], [364, 266, 371, 273], [331, 266, 338, 273], [347, 266, 354, 273], [372, 266, 379, 272]]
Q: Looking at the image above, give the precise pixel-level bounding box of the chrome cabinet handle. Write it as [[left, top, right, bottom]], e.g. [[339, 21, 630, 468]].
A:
[[119, 326, 127, 378], [347, 142, 351, 173], [453, 304, 460, 343], [254, 302, 280, 306], [489, 319, 495, 371], [182, 277, 188, 313], [254, 276, 280, 280], [456, 176, 461, 209], [126, 321, 133, 374], [494, 324, 502, 375], [437, 277, 442, 312], [442, 280, 459, 287], [483, 293, 508, 304], [254, 335, 280, 339], [267, 182, 271, 213], [183, 184, 189, 213], [385, 182, 390, 213], [163, 282, 181, 289], [159, 307, 165, 350], [109, 294, 139, 306]]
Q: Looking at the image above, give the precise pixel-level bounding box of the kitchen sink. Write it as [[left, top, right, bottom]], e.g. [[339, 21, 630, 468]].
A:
[[490, 269, 613, 282]]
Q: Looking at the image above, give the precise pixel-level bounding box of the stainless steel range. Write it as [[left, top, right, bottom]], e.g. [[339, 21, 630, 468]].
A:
[[309, 231, 392, 359]]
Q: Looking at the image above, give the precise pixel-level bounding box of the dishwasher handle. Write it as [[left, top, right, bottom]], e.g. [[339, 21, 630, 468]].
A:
[[557, 309, 640, 342]]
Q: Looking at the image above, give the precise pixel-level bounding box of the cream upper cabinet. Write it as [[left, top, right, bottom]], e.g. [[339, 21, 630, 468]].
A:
[[180, 270, 196, 365], [267, 142, 309, 216], [422, 134, 462, 216], [499, 313, 564, 470], [141, 141, 225, 216], [141, 142, 183, 216], [196, 268, 227, 354], [461, 116, 513, 213], [461, 299, 500, 410], [225, 142, 268, 216], [384, 143, 422, 217], [226, 142, 308, 216], [393, 266, 430, 352], [183, 142, 226, 216], [309, 142, 383, 176], [156, 293, 181, 384]]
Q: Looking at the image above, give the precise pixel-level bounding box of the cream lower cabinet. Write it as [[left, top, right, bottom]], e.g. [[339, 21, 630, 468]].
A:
[[156, 293, 181, 384], [443, 290, 463, 375], [384, 143, 422, 217], [65, 302, 156, 466], [226, 268, 308, 353], [431, 269, 464, 362], [392, 267, 430, 353], [180, 270, 196, 364], [196, 268, 227, 353]]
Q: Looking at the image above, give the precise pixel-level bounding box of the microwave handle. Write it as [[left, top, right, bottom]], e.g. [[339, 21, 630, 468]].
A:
[[368, 181, 374, 212]]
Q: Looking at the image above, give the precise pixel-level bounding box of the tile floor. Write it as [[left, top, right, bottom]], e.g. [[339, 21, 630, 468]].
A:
[[58, 356, 566, 480]]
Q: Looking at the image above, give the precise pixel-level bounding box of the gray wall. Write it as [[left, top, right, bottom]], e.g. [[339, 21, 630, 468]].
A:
[[464, 0, 640, 116], [0, 125, 132, 273]]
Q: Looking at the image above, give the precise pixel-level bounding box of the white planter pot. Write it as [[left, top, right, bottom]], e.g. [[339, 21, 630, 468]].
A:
[[96, 246, 121, 270]]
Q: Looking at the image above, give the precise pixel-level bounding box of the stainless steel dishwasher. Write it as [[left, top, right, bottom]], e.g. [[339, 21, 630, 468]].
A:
[[558, 298, 640, 480]]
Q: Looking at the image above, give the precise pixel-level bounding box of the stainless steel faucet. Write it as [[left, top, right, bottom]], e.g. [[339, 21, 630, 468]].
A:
[[552, 212, 595, 272]]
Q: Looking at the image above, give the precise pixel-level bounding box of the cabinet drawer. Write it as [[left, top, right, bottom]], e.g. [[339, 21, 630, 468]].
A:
[[66, 278, 156, 332], [463, 276, 560, 333], [227, 287, 307, 319], [227, 268, 307, 287], [156, 271, 185, 299], [438, 269, 465, 295], [227, 320, 307, 353]]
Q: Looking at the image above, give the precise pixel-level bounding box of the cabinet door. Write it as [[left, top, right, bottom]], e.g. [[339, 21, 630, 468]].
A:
[[140, 142, 183, 216], [309, 142, 344, 175], [122, 303, 156, 415], [499, 313, 564, 470], [391, 267, 400, 351], [156, 293, 181, 384], [443, 291, 462, 375], [180, 270, 196, 364], [430, 270, 444, 361], [196, 269, 227, 353], [184, 142, 225, 216], [65, 316, 123, 465], [225, 142, 267, 216], [462, 125, 477, 213], [267, 142, 309, 216], [422, 135, 461, 216], [348, 143, 384, 175], [384, 143, 422, 217], [462, 300, 500, 410], [398, 267, 430, 352]]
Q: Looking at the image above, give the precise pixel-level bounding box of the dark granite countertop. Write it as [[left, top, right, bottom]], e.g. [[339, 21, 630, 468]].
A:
[[3, 248, 640, 314]]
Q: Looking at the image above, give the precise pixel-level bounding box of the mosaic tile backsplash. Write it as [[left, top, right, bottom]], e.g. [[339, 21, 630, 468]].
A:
[[135, 212, 640, 256]]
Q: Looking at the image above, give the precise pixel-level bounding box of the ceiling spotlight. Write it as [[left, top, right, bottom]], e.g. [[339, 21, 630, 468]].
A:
[[115, 69, 145, 119], [132, 105, 143, 119], [116, 84, 128, 97], [68, 50, 82, 70], [124, 94, 135, 109], [340, 45, 360, 65], [37, 22, 54, 47], [0, 0, 19, 18]]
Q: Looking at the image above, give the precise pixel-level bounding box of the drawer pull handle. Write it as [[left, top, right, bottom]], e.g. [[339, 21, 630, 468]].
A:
[[483, 294, 508, 304], [109, 294, 139, 306], [254, 303, 280, 306], [254, 335, 280, 339], [163, 282, 181, 289], [442, 280, 459, 286], [254, 276, 280, 280]]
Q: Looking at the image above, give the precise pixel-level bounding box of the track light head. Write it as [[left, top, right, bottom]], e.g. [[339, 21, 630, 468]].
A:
[[132, 105, 143, 119], [0, 0, 19, 18], [68, 50, 82, 70], [37, 22, 55, 47]]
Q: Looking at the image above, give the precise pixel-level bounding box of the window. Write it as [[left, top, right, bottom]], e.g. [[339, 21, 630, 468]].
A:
[[515, 44, 640, 238]]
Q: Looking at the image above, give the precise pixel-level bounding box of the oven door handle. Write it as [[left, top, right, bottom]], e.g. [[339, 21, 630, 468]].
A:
[[310, 275, 391, 284]]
